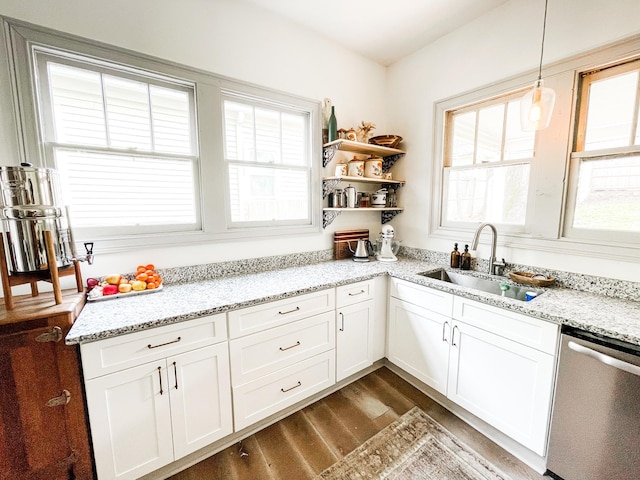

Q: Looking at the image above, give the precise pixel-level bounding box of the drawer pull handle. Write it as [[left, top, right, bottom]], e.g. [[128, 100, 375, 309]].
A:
[[339, 312, 345, 332], [281, 381, 302, 393], [36, 326, 63, 343], [148, 337, 182, 349], [173, 361, 178, 390], [348, 290, 365, 296], [46, 389, 71, 407], [442, 321, 449, 343], [279, 341, 301, 351], [158, 366, 164, 395], [278, 306, 300, 315]]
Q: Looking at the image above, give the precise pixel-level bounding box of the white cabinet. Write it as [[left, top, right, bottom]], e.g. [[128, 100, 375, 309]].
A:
[[388, 279, 453, 395], [82, 315, 232, 480], [387, 297, 451, 395], [229, 289, 336, 430], [387, 278, 558, 456], [336, 280, 375, 381], [449, 298, 557, 456]]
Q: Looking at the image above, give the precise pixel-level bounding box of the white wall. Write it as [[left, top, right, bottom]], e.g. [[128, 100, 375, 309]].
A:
[[0, 0, 388, 284], [387, 0, 640, 281]]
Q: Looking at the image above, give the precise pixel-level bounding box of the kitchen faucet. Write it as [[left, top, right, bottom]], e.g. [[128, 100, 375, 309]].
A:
[[471, 223, 506, 275]]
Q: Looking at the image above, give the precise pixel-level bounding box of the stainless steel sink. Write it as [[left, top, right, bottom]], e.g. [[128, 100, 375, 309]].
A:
[[419, 269, 543, 301]]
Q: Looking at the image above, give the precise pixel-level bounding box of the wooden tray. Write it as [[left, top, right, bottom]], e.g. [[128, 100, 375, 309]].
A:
[[508, 271, 555, 287]]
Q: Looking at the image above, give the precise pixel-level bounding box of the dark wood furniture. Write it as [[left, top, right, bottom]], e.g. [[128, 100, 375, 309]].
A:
[[0, 290, 94, 480]]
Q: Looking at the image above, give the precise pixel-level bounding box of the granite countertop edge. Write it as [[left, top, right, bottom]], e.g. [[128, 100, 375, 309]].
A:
[[67, 258, 640, 347]]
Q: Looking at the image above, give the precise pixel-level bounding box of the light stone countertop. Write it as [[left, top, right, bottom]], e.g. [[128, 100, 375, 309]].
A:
[[66, 257, 640, 347]]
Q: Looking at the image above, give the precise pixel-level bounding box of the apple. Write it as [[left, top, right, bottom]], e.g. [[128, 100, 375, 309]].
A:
[[131, 280, 147, 291], [105, 274, 122, 285], [86, 277, 99, 291], [103, 284, 119, 295]]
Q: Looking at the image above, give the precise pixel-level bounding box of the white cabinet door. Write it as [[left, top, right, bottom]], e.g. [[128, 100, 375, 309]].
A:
[[336, 299, 374, 381], [168, 343, 233, 460], [447, 320, 555, 456], [387, 297, 450, 395], [84, 361, 174, 480]]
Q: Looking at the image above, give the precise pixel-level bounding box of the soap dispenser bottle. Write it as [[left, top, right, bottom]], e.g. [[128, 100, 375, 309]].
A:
[[461, 244, 472, 270], [450, 243, 460, 268]]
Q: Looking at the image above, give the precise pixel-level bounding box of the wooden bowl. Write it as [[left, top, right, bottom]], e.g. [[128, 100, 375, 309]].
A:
[[368, 135, 403, 149], [508, 271, 555, 287]]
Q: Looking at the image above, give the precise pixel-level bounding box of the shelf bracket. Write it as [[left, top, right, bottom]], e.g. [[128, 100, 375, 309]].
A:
[[382, 154, 404, 173], [322, 178, 341, 198], [323, 210, 341, 228], [323, 141, 343, 167], [381, 210, 402, 224]]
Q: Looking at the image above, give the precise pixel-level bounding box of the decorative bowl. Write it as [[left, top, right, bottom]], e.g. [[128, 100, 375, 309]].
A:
[[508, 271, 555, 287], [368, 135, 403, 149]]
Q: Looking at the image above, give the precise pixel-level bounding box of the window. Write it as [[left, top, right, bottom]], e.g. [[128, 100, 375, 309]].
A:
[[222, 94, 312, 227], [565, 58, 640, 241], [4, 18, 320, 250], [34, 50, 199, 237], [442, 91, 535, 229]]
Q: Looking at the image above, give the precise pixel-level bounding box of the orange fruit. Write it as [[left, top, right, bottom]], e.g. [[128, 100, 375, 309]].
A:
[[136, 265, 146, 273], [145, 264, 155, 271], [136, 272, 148, 282], [147, 282, 156, 289]]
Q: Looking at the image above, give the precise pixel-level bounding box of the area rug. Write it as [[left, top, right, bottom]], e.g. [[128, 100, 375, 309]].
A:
[[316, 407, 513, 480]]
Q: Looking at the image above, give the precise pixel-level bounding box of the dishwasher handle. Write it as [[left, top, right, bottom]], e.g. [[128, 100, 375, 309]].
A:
[[568, 341, 640, 377]]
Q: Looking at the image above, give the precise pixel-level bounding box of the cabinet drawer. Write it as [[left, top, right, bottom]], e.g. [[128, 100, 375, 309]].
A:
[[390, 278, 453, 316], [453, 297, 558, 354], [229, 311, 335, 387], [81, 314, 227, 379], [336, 279, 375, 308], [228, 289, 335, 338], [232, 351, 335, 431]]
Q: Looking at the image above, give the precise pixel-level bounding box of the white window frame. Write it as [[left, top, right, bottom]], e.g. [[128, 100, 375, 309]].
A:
[[563, 58, 640, 244], [431, 34, 640, 261], [441, 89, 536, 233], [3, 17, 321, 253]]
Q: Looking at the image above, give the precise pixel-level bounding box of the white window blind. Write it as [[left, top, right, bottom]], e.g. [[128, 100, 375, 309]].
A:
[[35, 51, 199, 233], [222, 96, 311, 226]]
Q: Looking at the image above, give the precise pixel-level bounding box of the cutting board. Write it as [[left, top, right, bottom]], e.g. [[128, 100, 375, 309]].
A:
[[334, 229, 370, 260]]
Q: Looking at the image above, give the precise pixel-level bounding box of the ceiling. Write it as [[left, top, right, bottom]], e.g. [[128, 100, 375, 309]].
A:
[[238, 0, 511, 66]]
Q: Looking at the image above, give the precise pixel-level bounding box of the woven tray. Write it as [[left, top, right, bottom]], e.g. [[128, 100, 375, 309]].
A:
[[508, 271, 555, 287]]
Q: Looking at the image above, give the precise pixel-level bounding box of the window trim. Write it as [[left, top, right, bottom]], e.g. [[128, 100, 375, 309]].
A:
[[431, 33, 640, 262], [3, 16, 322, 253]]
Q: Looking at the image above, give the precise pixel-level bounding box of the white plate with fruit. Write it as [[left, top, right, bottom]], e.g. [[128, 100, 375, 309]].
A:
[[87, 264, 163, 301]]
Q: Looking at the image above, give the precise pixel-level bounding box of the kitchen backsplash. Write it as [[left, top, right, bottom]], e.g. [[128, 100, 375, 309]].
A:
[[154, 247, 637, 302], [400, 246, 639, 302]]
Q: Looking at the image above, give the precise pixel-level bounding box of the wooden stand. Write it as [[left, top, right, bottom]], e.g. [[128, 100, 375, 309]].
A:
[[0, 231, 83, 310]]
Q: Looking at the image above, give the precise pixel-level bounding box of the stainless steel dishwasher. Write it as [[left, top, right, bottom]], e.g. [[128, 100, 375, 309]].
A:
[[546, 327, 640, 480]]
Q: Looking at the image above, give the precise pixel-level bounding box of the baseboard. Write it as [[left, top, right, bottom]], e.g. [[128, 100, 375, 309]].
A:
[[382, 360, 548, 474]]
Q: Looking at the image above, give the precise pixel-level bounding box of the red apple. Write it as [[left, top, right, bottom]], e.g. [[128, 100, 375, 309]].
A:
[[102, 284, 119, 296]]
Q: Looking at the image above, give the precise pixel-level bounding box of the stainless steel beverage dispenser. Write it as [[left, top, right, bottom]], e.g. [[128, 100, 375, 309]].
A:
[[0, 164, 74, 274]]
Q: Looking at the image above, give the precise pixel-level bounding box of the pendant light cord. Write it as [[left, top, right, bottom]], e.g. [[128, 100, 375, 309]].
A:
[[537, 0, 549, 82]]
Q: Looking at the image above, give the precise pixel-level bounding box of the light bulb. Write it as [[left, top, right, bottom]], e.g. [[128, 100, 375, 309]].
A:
[[520, 80, 556, 131]]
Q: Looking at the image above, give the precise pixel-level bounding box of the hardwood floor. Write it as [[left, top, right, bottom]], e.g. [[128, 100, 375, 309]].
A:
[[169, 367, 546, 480]]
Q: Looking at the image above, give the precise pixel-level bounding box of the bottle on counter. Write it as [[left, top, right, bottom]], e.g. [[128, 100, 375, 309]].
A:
[[450, 243, 460, 268], [461, 244, 471, 270]]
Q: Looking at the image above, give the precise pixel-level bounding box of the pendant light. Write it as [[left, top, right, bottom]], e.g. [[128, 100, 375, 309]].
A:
[[520, 0, 555, 131]]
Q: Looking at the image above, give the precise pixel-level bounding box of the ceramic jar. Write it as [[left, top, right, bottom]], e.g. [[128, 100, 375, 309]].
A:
[[364, 157, 383, 178], [347, 158, 364, 177]]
